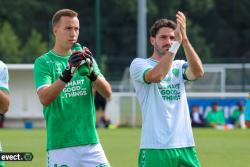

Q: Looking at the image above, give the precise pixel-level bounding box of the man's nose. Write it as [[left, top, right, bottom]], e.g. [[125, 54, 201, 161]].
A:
[[165, 37, 172, 44], [70, 30, 77, 37]]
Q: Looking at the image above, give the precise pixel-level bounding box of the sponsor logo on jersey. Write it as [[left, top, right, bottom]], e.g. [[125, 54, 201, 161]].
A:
[[62, 79, 87, 98], [158, 83, 181, 101]]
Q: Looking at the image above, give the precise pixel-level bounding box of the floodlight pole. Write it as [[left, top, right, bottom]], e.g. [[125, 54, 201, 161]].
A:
[[96, 0, 101, 66], [137, 0, 147, 58]]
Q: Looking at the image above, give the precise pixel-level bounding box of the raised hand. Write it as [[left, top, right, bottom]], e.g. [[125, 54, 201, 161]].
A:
[[176, 11, 187, 42], [168, 13, 183, 54], [174, 21, 182, 43], [80, 47, 93, 73], [81, 47, 98, 82], [68, 51, 85, 68], [59, 51, 85, 83]]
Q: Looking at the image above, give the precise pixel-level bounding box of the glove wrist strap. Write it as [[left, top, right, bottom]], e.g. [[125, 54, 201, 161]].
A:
[[59, 68, 72, 83], [87, 71, 98, 82]]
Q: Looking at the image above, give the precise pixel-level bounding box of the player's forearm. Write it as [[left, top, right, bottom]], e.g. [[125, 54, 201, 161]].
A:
[[182, 38, 204, 79], [93, 77, 112, 98], [0, 90, 9, 113], [146, 54, 175, 83], [38, 80, 66, 106]]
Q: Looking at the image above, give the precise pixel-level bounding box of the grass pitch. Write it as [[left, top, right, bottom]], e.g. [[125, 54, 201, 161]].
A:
[[0, 128, 250, 167]]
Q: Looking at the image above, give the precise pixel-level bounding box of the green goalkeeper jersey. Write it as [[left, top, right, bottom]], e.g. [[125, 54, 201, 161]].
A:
[[34, 50, 102, 150]]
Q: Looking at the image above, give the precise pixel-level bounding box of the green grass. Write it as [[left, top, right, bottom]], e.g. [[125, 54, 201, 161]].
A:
[[0, 128, 250, 167]]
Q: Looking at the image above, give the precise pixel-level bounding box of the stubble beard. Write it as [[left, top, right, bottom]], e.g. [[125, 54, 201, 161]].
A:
[[155, 45, 167, 57]]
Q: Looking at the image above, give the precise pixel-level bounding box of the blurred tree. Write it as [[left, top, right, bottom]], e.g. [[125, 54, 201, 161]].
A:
[[0, 0, 250, 79], [213, 0, 250, 62], [20, 29, 48, 63], [147, 0, 213, 62], [100, 0, 137, 80], [0, 0, 53, 43], [0, 22, 21, 63]]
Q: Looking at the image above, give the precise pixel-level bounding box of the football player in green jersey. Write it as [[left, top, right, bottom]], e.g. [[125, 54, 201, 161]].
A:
[[34, 9, 112, 167]]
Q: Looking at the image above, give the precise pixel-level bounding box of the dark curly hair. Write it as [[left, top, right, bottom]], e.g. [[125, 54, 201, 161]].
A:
[[150, 19, 176, 37]]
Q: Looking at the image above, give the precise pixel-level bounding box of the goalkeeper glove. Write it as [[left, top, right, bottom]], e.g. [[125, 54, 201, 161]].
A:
[[81, 47, 98, 82], [59, 51, 84, 83]]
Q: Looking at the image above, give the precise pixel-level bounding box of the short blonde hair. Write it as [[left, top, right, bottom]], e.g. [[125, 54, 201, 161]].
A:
[[52, 9, 78, 27]]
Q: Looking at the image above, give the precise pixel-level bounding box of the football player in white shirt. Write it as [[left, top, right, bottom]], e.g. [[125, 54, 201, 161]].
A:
[[0, 60, 10, 167], [130, 11, 204, 167], [0, 60, 9, 114]]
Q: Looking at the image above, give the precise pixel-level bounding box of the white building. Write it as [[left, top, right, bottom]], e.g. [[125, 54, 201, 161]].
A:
[[5, 64, 44, 128]]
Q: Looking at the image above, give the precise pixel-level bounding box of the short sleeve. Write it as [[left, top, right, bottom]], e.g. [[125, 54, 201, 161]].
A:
[[130, 58, 152, 84], [34, 57, 52, 91], [182, 62, 190, 81], [172, 60, 188, 81], [0, 62, 9, 92]]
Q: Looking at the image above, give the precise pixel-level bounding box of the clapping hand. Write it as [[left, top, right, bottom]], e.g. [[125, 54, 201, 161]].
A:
[[176, 11, 187, 42]]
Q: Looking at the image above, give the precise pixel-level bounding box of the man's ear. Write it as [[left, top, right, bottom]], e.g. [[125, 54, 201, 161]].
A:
[[52, 26, 57, 36], [150, 36, 155, 45]]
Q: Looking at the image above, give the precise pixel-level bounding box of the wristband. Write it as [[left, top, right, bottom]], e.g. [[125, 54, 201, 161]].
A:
[[168, 41, 180, 54], [87, 71, 98, 82], [59, 68, 72, 83]]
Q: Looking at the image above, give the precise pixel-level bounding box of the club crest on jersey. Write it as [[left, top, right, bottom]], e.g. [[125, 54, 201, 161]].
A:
[[172, 68, 179, 77], [55, 63, 63, 74]]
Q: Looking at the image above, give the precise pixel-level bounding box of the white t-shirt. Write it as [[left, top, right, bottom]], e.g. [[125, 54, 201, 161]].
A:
[[0, 60, 9, 91], [130, 58, 195, 149]]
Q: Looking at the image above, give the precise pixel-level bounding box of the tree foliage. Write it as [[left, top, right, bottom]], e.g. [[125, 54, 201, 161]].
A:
[[21, 29, 48, 63], [0, 0, 250, 79], [0, 22, 21, 63]]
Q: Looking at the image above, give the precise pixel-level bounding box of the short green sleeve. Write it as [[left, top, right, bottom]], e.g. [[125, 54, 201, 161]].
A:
[[34, 57, 52, 90]]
